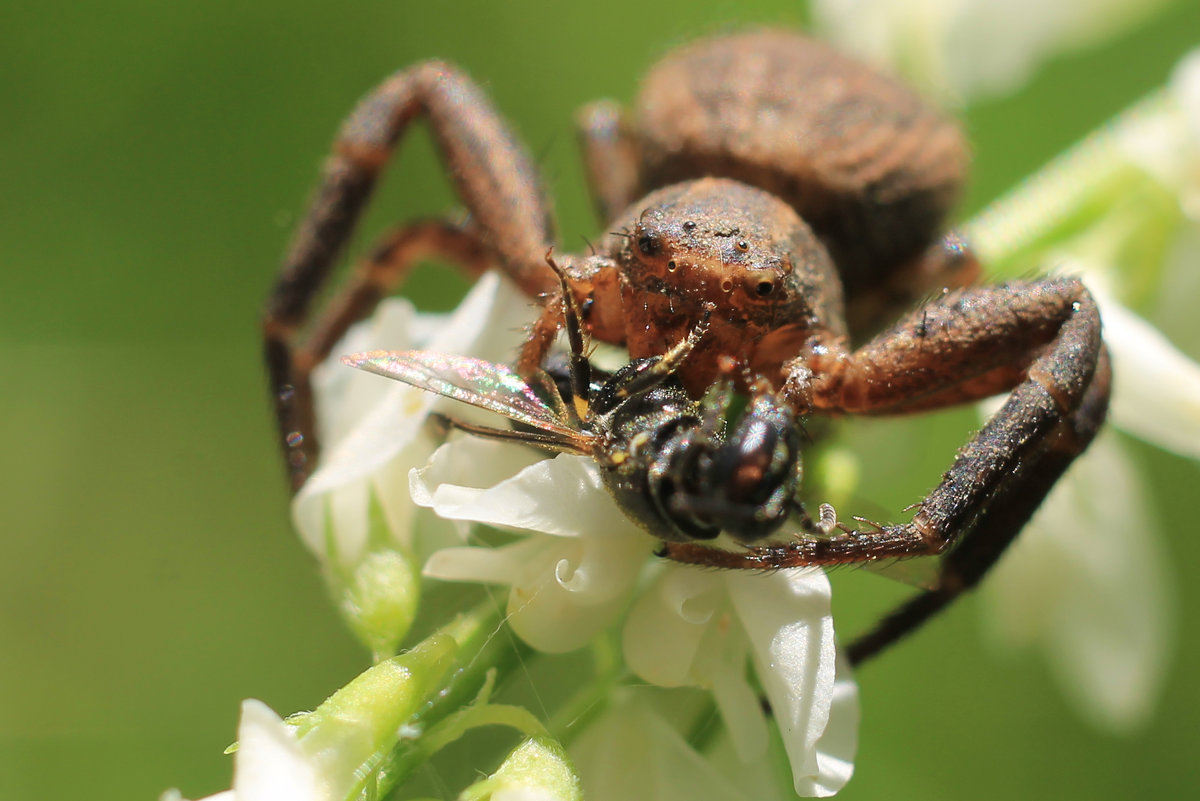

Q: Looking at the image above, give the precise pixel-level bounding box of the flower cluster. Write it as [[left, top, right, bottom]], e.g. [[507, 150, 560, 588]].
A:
[[416, 441, 858, 797]]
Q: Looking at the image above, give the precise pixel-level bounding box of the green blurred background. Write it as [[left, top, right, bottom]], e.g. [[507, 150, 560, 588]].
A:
[[3, 1, 1199, 799]]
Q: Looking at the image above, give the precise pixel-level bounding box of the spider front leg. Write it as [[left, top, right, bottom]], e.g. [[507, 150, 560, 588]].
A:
[[843, 232, 982, 338], [846, 347, 1111, 664], [266, 219, 492, 489], [264, 61, 563, 490], [576, 100, 642, 226], [515, 253, 626, 378], [661, 279, 1109, 660]]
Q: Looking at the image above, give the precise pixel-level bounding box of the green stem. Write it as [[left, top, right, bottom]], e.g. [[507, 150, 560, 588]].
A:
[[415, 702, 548, 761], [374, 598, 534, 798], [546, 635, 623, 745]]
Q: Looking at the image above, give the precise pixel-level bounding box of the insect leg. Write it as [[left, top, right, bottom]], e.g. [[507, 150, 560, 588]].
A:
[[612, 302, 715, 400], [543, 252, 593, 423]]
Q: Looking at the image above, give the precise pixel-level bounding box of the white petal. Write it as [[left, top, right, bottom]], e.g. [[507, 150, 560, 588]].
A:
[[570, 690, 754, 801], [309, 300, 420, 447], [230, 700, 321, 801], [694, 628, 766, 765], [417, 444, 655, 615], [813, 0, 1171, 102], [807, 661, 860, 795], [416, 443, 654, 654], [623, 566, 771, 763], [622, 567, 725, 687], [1119, 48, 1200, 220], [502, 549, 638, 654], [423, 538, 552, 585], [983, 431, 1173, 731], [415, 447, 649, 548], [699, 731, 792, 801], [725, 570, 856, 797], [426, 535, 639, 653], [293, 273, 533, 561], [1101, 296, 1200, 459], [409, 437, 547, 518], [1152, 224, 1200, 356]]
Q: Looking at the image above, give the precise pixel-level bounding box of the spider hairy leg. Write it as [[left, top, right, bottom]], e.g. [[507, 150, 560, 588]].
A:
[[661, 279, 1108, 663], [847, 346, 1111, 664], [264, 61, 562, 490], [266, 219, 493, 489], [576, 100, 641, 225]]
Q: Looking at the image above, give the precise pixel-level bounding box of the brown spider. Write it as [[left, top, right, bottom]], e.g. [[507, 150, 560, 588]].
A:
[[263, 30, 1111, 663]]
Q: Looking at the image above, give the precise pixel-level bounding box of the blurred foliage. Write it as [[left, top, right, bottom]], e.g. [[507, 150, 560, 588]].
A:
[[2, 1, 1198, 799]]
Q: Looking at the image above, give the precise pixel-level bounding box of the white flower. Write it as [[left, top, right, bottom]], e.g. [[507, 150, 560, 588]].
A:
[[570, 678, 857, 801], [964, 48, 1200, 460], [414, 439, 858, 797], [167, 635, 468, 801], [288, 272, 536, 654], [1117, 49, 1200, 223], [1092, 283, 1200, 461], [294, 271, 535, 567], [981, 429, 1173, 730], [1103, 50, 1200, 458], [812, 0, 1174, 101], [165, 700, 320, 801], [967, 50, 1200, 729]]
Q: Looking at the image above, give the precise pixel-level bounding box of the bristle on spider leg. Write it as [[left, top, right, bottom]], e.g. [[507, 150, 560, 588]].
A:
[[851, 514, 884, 533]]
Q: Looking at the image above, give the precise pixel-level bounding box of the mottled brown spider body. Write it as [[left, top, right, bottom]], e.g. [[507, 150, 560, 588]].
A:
[[526, 31, 973, 394], [591, 31, 967, 301], [264, 29, 1110, 662]]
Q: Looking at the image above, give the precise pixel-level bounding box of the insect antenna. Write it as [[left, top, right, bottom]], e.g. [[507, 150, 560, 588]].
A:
[[543, 249, 592, 425]]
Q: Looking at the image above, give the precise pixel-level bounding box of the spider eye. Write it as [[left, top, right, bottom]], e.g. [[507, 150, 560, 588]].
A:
[[637, 233, 660, 256], [756, 280, 775, 297], [736, 239, 750, 252]]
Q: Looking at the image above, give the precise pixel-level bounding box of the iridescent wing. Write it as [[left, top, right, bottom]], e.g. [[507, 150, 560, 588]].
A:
[[343, 350, 592, 451]]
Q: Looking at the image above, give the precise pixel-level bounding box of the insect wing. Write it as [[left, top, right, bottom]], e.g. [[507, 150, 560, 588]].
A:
[[862, 555, 940, 591], [342, 350, 584, 441]]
